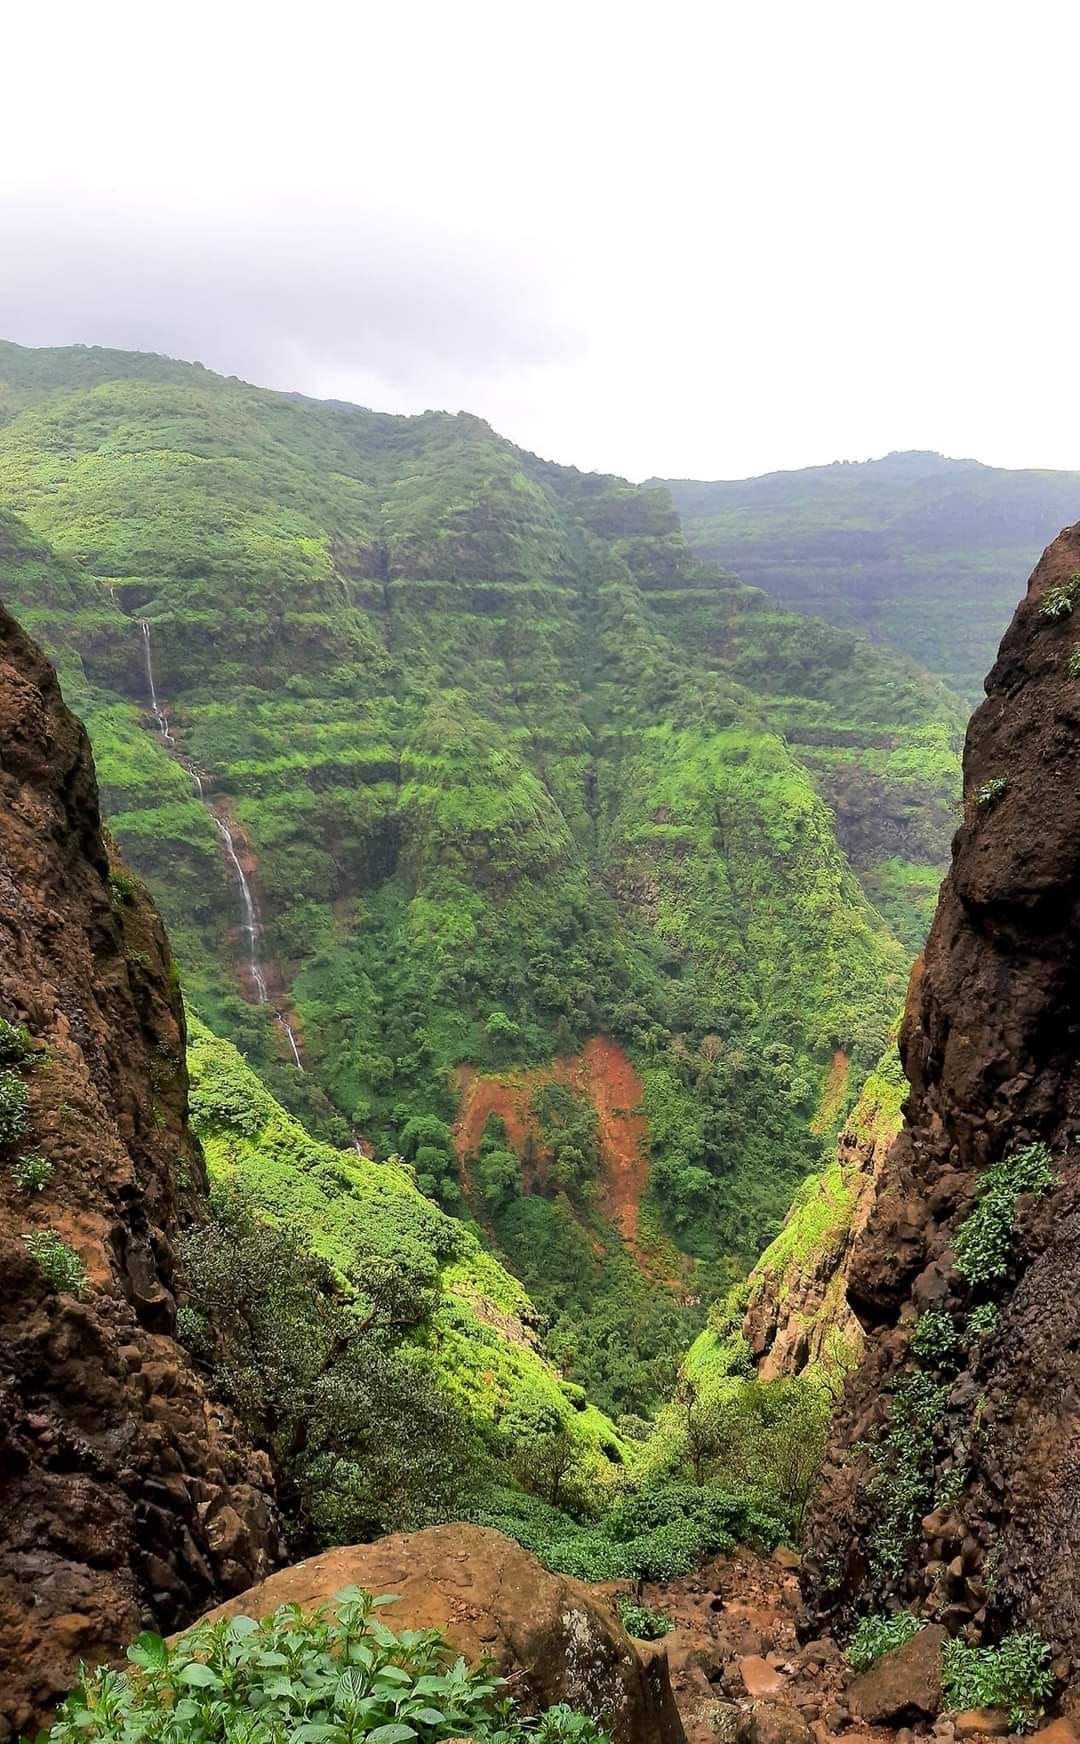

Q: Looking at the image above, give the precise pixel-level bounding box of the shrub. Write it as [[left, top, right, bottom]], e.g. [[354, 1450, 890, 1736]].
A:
[[0, 1016, 32, 1065], [847, 1611, 925, 1673], [910, 1308, 960, 1368], [966, 1302, 1000, 1343], [941, 1631, 1054, 1732], [44, 1586, 610, 1744], [108, 869, 141, 910], [10, 1152, 52, 1192], [974, 777, 1008, 808], [866, 1369, 950, 1579], [1039, 572, 1080, 620], [954, 1142, 1054, 1286], [22, 1230, 88, 1295], [618, 1600, 671, 1641], [1067, 648, 1080, 679], [0, 1070, 30, 1145]]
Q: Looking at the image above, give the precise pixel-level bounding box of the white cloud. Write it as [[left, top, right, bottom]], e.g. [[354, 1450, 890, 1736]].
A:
[[2, 0, 1078, 480]]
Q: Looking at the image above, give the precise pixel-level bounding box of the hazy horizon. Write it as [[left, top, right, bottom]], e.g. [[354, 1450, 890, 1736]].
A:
[[4, 0, 1078, 482]]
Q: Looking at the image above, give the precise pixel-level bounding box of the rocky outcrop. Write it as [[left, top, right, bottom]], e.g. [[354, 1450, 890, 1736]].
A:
[[195, 1523, 685, 1744], [803, 524, 1080, 1695], [742, 1048, 904, 1380], [0, 604, 279, 1735]]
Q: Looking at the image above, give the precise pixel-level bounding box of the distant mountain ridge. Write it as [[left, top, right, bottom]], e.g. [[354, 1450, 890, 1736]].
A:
[[656, 448, 1080, 698]]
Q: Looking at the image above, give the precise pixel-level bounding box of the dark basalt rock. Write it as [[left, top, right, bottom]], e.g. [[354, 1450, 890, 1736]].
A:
[[802, 523, 1080, 1699]]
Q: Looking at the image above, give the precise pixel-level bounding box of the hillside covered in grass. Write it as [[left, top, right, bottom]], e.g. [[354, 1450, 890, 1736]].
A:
[[660, 449, 1080, 700], [0, 341, 967, 1401]]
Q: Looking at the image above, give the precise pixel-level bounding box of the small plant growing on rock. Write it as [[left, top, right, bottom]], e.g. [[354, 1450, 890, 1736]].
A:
[[22, 1230, 88, 1295], [910, 1308, 960, 1369], [1067, 648, 1080, 678], [43, 1585, 611, 1744], [0, 1016, 32, 1065], [975, 776, 1008, 808], [0, 1070, 30, 1145], [1039, 570, 1080, 620], [617, 1599, 671, 1640], [108, 868, 141, 910], [846, 1610, 925, 1673], [10, 1152, 52, 1192], [941, 1631, 1054, 1732], [965, 1302, 1000, 1344], [954, 1141, 1054, 1286]]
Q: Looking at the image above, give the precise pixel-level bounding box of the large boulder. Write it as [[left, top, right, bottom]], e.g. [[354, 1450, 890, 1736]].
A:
[[847, 1623, 945, 1724], [197, 1524, 685, 1744]]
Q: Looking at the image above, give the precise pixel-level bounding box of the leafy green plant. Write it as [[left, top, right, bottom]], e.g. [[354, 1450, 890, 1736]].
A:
[[617, 1600, 671, 1641], [0, 1016, 32, 1065], [965, 1302, 1000, 1344], [1039, 572, 1080, 620], [941, 1631, 1054, 1731], [0, 1070, 30, 1145], [847, 1611, 925, 1674], [45, 1586, 611, 1744], [108, 869, 142, 910], [22, 1230, 88, 1295], [10, 1151, 52, 1192], [975, 777, 1008, 807], [910, 1308, 960, 1368], [865, 1369, 950, 1579], [954, 1142, 1054, 1285], [1066, 648, 1080, 678]]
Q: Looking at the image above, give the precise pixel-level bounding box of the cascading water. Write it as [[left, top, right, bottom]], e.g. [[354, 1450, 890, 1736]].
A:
[[134, 618, 303, 1070], [212, 813, 304, 1070], [138, 620, 174, 745]]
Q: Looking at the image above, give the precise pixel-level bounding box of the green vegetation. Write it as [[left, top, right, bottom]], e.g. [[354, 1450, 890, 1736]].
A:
[[975, 777, 1008, 808], [0, 1071, 30, 1144], [954, 1142, 1054, 1286], [617, 1601, 671, 1641], [10, 1152, 51, 1192], [660, 449, 1080, 699], [45, 1587, 608, 1744], [181, 1016, 628, 1542], [0, 1015, 32, 1064], [22, 1230, 88, 1295], [0, 341, 967, 1388], [865, 1369, 950, 1580], [471, 1480, 786, 1582], [846, 1611, 925, 1673], [1039, 571, 1080, 620], [941, 1632, 1054, 1732]]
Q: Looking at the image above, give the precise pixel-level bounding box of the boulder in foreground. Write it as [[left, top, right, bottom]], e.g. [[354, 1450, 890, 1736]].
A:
[[196, 1523, 685, 1744]]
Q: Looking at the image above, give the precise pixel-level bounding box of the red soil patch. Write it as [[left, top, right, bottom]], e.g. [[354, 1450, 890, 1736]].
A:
[[453, 1035, 655, 1268]]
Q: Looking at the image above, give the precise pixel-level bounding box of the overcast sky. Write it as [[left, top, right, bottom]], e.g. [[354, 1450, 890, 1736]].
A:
[[2, 0, 1077, 481]]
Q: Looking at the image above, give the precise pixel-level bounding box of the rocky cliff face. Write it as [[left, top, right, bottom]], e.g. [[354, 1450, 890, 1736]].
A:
[[0, 604, 278, 1735], [803, 523, 1080, 1701]]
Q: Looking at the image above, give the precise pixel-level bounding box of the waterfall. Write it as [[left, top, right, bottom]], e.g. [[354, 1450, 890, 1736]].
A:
[[133, 619, 302, 1070], [212, 812, 304, 1070], [138, 620, 174, 745], [213, 815, 270, 1005]]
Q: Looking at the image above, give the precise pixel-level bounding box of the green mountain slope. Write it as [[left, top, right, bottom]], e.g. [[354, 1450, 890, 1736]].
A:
[[0, 342, 966, 1403], [658, 449, 1080, 700]]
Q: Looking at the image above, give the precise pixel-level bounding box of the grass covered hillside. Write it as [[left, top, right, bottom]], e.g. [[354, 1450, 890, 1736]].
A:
[[660, 449, 1080, 700], [0, 342, 965, 1400]]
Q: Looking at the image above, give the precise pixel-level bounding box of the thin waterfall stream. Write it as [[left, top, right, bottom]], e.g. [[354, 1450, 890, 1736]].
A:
[[135, 619, 303, 1070]]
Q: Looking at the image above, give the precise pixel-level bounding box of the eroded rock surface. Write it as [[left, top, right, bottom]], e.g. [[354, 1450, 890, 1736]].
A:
[[803, 524, 1080, 1696], [0, 605, 279, 1734]]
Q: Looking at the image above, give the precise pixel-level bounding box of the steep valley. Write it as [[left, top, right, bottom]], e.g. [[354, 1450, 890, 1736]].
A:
[[0, 341, 970, 1406]]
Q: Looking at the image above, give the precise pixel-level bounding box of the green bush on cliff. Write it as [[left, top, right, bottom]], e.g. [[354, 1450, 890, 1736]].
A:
[[0, 1070, 30, 1144], [0, 1015, 32, 1065], [846, 1610, 925, 1673], [941, 1631, 1054, 1732], [954, 1141, 1054, 1286], [46, 1586, 609, 1744], [22, 1230, 87, 1296]]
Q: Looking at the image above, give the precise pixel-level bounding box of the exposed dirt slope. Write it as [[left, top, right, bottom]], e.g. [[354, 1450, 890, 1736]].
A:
[[0, 604, 279, 1733], [454, 1035, 666, 1270], [803, 524, 1080, 1706]]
